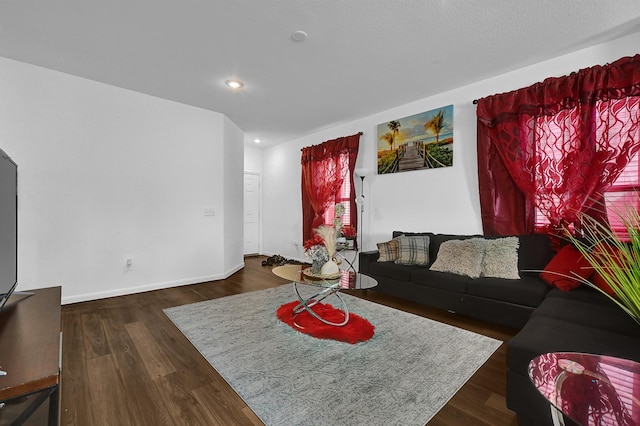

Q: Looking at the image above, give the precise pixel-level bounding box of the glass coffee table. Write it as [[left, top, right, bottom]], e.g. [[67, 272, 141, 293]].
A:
[[272, 264, 378, 327], [528, 352, 640, 425]]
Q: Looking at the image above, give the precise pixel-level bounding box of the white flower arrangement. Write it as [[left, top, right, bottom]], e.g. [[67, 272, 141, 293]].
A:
[[315, 225, 338, 259]]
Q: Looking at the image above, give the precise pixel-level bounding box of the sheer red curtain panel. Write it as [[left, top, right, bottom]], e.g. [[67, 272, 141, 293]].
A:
[[476, 54, 640, 236]]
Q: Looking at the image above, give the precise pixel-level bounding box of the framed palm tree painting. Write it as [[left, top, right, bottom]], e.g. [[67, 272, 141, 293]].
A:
[[377, 105, 453, 174]]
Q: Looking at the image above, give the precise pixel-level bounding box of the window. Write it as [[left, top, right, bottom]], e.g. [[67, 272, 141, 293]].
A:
[[300, 133, 360, 240], [476, 55, 640, 237], [604, 152, 640, 238], [322, 161, 352, 227], [534, 96, 640, 239]]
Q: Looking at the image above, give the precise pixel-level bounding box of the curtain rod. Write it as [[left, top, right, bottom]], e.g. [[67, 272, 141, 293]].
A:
[[300, 132, 364, 151]]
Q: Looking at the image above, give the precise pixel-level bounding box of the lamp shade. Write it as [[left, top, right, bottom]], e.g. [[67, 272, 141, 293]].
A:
[[355, 168, 370, 178]]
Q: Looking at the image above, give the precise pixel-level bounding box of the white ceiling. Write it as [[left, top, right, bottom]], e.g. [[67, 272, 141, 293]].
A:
[[1, 1, 640, 148]]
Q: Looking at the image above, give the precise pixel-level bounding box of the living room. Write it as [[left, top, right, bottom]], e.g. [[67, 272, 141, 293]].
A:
[[0, 4, 638, 305], [2, 2, 640, 425]]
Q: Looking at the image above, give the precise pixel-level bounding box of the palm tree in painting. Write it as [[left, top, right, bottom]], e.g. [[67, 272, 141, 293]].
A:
[[387, 120, 401, 149], [424, 110, 445, 145], [380, 132, 394, 150]]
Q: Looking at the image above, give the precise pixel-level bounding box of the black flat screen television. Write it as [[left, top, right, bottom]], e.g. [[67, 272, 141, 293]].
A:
[[0, 148, 18, 311]]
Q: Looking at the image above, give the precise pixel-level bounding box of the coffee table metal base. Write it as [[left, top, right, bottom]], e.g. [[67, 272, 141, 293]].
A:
[[292, 282, 349, 327]]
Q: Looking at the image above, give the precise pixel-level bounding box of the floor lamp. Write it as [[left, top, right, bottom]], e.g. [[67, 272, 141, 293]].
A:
[[354, 168, 369, 252]]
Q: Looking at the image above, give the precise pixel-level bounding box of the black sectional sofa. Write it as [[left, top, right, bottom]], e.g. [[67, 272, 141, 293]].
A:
[[359, 231, 640, 426]]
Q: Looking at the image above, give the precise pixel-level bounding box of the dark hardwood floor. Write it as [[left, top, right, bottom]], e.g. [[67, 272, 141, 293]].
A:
[[59, 256, 520, 426]]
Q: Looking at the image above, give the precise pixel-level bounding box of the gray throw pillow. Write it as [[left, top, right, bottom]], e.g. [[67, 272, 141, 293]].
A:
[[482, 237, 520, 279], [429, 238, 487, 278]]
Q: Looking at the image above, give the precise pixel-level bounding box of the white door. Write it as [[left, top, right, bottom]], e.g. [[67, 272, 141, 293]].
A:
[[244, 173, 260, 255]]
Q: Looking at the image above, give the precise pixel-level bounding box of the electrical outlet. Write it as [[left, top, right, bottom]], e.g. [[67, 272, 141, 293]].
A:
[[126, 258, 133, 271], [204, 208, 216, 216]]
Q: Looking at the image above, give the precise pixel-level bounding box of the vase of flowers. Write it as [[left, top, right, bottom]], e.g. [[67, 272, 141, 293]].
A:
[[315, 225, 340, 275], [304, 234, 329, 274], [341, 226, 357, 249]]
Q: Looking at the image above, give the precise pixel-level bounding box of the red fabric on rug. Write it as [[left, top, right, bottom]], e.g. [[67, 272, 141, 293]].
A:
[[276, 300, 375, 344]]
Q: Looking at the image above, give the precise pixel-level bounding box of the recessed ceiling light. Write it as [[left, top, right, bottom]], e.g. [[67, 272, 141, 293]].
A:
[[225, 79, 244, 89], [291, 30, 307, 42], [254, 139, 261, 144]]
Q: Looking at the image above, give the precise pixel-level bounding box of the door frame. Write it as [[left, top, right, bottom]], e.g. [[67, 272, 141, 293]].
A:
[[243, 171, 262, 255]]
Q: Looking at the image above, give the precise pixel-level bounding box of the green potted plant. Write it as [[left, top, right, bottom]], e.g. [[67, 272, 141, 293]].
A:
[[565, 205, 640, 325]]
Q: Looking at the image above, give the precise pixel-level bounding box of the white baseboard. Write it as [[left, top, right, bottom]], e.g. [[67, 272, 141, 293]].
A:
[[61, 261, 246, 305]]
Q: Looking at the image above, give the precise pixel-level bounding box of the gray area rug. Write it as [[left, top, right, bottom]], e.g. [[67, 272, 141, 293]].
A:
[[164, 285, 502, 426]]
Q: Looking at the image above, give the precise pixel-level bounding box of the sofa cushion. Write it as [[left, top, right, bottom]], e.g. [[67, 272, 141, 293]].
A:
[[539, 244, 594, 291], [394, 235, 430, 265], [532, 296, 640, 337], [428, 234, 481, 267], [392, 231, 435, 239], [467, 275, 549, 307], [481, 236, 520, 279], [411, 268, 470, 293], [368, 261, 422, 282], [516, 233, 554, 272], [429, 238, 486, 278], [508, 316, 640, 377], [376, 238, 399, 262], [545, 286, 615, 307]]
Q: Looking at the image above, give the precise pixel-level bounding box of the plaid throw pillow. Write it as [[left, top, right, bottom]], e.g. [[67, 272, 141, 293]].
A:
[[395, 235, 430, 265], [377, 239, 399, 262]]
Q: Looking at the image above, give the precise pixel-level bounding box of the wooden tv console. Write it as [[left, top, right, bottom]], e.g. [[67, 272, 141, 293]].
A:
[[0, 287, 61, 425]]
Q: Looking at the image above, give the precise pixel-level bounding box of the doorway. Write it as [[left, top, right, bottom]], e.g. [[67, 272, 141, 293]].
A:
[[243, 172, 260, 255]]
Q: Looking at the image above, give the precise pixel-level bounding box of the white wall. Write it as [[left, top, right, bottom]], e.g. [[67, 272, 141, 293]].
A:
[[244, 146, 263, 174], [223, 116, 245, 273], [0, 56, 244, 303], [261, 31, 640, 259], [262, 142, 305, 258]]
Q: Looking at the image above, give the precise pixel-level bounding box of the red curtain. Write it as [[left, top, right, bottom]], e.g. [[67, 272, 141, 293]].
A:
[[301, 133, 360, 241], [477, 54, 640, 236]]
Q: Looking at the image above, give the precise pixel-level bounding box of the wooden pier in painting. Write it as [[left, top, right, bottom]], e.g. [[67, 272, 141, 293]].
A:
[[398, 145, 424, 171]]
